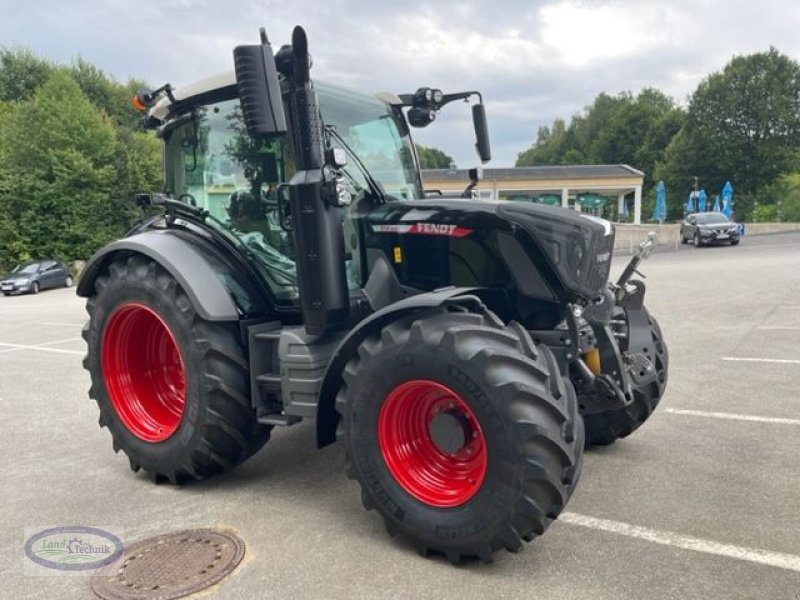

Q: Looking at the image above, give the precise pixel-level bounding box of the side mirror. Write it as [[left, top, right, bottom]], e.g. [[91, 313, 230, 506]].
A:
[[233, 29, 287, 139], [472, 104, 491, 163]]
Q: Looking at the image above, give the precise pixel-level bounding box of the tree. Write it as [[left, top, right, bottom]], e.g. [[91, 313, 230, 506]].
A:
[[416, 144, 455, 169], [0, 71, 118, 263], [661, 48, 800, 207], [0, 47, 53, 102]]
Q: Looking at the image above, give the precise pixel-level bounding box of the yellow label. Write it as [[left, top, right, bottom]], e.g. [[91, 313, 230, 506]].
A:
[[393, 246, 402, 264]]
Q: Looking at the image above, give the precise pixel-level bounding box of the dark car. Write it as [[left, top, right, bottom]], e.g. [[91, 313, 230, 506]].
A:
[[680, 212, 741, 247], [0, 260, 73, 295]]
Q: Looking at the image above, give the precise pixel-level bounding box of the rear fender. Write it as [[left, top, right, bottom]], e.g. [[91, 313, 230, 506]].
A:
[[76, 230, 245, 321], [316, 287, 487, 447]]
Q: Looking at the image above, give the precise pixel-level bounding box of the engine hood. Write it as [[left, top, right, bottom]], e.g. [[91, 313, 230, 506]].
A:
[[363, 199, 615, 301]]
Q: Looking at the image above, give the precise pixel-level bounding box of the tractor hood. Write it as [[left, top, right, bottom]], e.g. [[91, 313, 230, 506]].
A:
[[363, 199, 615, 302]]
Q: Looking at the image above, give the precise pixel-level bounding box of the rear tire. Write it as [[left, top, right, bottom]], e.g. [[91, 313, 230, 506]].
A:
[[680, 234, 687, 244], [65, 275, 74, 287], [335, 308, 584, 562], [584, 309, 668, 447], [83, 255, 270, 483]]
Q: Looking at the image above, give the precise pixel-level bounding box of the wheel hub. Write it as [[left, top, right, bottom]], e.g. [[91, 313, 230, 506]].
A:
[[378, 380, 487, 507], [101, 303, 186, 443]]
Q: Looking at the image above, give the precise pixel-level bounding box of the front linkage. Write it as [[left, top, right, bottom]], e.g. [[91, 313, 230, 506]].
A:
[[559, 233, 668, 446]]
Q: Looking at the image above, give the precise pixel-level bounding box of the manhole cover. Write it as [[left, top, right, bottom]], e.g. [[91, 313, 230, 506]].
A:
[[90, 529, 245, 600]]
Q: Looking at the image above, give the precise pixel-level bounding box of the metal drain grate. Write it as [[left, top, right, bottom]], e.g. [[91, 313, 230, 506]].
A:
[[90, 529, 245, 600]]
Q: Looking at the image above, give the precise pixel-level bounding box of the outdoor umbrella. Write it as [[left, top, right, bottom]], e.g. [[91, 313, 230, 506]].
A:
[[721, 181, 733, 218], [653, 181, 667, 222], [698, 189, 708, 212], [686, 193, 696, 213], [713, 194, 721, 212]]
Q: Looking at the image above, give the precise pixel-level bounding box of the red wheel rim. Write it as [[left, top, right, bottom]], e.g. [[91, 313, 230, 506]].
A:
[[378, 380, 487, 507], [101, 303, 186, 442]]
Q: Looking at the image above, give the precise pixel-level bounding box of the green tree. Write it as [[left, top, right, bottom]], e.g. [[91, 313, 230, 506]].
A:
[[69, 58, 148, 130], [660, 48, 800, 210], [0, 47, 54, 102], [0, 71, 118, 263], [416, 144, 455, 169]]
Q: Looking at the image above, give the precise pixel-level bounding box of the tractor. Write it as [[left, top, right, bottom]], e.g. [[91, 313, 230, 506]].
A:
[[78, 25, 668, 563]]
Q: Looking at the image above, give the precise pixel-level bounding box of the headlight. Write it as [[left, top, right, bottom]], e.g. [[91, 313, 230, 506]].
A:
[[16, 278, 29, 285]]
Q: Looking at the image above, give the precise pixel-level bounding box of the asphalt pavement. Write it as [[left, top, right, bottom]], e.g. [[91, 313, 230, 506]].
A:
[[2, 231, 800, 599]]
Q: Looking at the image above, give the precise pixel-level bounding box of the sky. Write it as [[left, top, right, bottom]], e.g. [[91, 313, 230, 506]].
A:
[[1, 0, 799, 167]]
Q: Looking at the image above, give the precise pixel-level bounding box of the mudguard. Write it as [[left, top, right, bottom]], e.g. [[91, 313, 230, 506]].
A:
[[76, 230, 241, 321], [316, 287, 485, 447]]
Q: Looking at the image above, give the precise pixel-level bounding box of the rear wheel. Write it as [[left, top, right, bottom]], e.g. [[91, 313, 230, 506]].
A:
[[83, 255, 270, 483], [336, 308, 583, 562], [65, 275, 74, 287], [584, 309, 668, 447]]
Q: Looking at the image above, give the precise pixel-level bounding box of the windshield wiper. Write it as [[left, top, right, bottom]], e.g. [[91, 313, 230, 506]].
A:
[[324, 125, 389, 204]]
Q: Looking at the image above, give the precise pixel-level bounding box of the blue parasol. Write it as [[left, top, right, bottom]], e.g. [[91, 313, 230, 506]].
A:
[[698, 189, 708, 212], [652, 181, 667, 222], [686, 192, 696, 214], [721, 181, 733, 219]]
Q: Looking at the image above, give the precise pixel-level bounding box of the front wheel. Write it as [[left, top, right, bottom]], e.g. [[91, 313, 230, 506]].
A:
[[693, 233, 701, 248], [336, 308, 584, 563], [65, 275, 74, 287], [83, 255, 270, 483], [730, 239, 740, 246], [583, 309, 668, 447], [30, 281, 39, 294]]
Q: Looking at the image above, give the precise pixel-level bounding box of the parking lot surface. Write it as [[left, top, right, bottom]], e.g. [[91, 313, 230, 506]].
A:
[[2, 232, 800, 599]]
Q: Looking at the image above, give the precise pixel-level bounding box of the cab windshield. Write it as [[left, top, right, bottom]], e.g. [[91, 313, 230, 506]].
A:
[[162, 82, 421, 302]]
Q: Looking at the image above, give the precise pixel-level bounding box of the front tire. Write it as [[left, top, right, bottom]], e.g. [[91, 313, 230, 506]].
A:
[[30, 281, 39, 294], [83, 255, 270, 483], [584, 309, 668, 447], [65, 275, 74, 287], [693, 233, 701, 248], [336, 308, 584, 562]]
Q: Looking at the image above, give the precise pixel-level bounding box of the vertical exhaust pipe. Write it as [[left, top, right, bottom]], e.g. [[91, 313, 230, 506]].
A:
[[284, 26, 349, 335]]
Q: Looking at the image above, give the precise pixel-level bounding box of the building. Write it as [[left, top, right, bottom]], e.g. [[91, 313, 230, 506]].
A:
[[421, 164, 646, 224]]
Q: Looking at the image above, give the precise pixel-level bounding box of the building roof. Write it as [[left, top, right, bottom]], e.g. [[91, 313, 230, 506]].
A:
[[422, 164, 644, 182]]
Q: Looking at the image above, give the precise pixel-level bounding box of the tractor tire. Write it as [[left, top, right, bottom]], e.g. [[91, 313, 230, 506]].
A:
[[82, 255, 270, 484], [584, 308, 668, 447], [335, 308, 584, 563]]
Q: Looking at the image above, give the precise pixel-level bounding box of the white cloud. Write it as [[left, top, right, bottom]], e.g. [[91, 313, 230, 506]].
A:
[[1, 0, 799, 167]]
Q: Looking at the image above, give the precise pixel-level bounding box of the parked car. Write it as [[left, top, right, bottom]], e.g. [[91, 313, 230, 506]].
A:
[[680, 212, 741, 247], [0, 260, 73, 295]]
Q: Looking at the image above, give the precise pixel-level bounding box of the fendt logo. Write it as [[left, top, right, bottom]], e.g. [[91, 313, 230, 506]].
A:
[[371, 223, 473, 238]]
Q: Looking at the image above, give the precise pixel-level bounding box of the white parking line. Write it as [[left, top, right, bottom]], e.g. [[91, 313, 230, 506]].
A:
[[665, 408, 800, 426], [560, 513, 800, 573], [722, 357, 800, 365], [0, 338, 83, 356]]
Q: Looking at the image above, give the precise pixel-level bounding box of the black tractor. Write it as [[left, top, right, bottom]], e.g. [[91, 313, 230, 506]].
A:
[[79, 26, 668, 563]]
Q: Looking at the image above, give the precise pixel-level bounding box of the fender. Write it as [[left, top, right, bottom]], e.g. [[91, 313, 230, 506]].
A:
[[316, 286, 485, 447], [76, 230, 255, 321]]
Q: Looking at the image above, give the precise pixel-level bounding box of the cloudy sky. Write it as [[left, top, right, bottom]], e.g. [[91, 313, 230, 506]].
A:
[[2, 0, 798, 167]]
